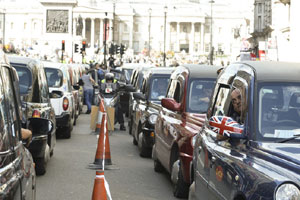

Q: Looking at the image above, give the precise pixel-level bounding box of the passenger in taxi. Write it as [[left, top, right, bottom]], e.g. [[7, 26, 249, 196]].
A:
[[152, 79, 168, 99]]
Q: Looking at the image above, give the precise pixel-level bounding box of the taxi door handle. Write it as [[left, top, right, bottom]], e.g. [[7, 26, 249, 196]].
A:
[[210, 156, 216, 168], [197, 146, 202, 154]]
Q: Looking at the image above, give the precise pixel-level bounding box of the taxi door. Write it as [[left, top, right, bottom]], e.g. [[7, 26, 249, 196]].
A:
[[156, 78, 183, 169]]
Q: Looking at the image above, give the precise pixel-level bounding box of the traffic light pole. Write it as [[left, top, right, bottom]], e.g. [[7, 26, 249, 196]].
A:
[[104, 12, 108, 68]]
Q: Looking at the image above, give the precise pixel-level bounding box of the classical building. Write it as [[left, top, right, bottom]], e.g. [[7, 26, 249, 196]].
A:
[[0, 0, 253, 63], [250, 0, 300, 62]]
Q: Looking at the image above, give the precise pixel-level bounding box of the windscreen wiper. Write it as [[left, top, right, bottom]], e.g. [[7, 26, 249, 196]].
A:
[[277, 134, 300, 143]]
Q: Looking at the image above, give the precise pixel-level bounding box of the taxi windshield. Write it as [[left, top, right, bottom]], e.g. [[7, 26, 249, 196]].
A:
[[187, 79, 215, 113], [149, 77, 170, 100], [45, 68, 63, 87], [14, 66, 32, 95], [257, 82, 300, 143]]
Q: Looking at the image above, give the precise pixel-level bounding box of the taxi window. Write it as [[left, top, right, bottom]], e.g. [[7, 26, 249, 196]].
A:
[[150, 77, 169, 100], [39, 67, 49, 103], [2, 67, 21, 146], [257, 83, 300, 142], [45, 68, 63, 87], [212, 84, 247, 125], [14, 66, 32, 95], [0, 73, 11, 153], [166, 79, 181, 103], [187, 79, 215, 113]]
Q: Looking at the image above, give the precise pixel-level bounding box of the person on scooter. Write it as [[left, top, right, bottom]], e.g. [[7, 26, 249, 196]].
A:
[[101, 73, 126, 131]]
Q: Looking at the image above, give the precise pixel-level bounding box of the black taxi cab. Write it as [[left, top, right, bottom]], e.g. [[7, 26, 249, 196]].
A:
[[131, 67, 174, 157], [190, 61, 300, 200], [153, 64, 219, 198], [9, 56, 56, 175], [0, 50, 36, 199]]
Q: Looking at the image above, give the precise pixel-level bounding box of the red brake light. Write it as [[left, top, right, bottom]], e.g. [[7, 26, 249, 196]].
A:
[[63, 97, 69, 111], [32, 110, 41, 118]]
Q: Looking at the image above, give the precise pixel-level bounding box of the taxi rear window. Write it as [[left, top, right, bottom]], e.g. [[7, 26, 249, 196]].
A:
[[13, 66, 32, 95], [45, 68, 63, 88]]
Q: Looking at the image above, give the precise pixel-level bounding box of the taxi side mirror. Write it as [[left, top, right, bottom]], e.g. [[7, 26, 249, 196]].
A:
[[208, 116, 246, 139], [161, 98, 182, 112], [133, 92, 146, 101], [124, 84, 135, 92], [73, 85, 80, 90]]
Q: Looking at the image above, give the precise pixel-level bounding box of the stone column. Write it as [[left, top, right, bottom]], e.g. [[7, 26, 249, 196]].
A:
[[99, 19, 103, 48], [176, 22, 180, 52], [82, 18, 86, 39], [73, 18, 76, 37], [129, 21, 133, 48], [200, 23, 204, 54], [108, 19, 113, 43], [118, 21, 122, 44], [166, 22, 170, 52], [189, 22, 195, 54], [91, 18, 95, 49]]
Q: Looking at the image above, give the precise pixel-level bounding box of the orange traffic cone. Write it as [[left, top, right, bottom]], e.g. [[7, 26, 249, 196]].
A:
[[95, 98, 105, 133], [89, 112, 112, 169], [92, 170, 112, 200]]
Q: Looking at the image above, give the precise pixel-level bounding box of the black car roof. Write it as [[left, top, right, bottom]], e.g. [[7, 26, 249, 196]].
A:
[[237, 61, 300, 82], [143, 67, 174, 80], [8, 55, 39, 68], [174, 64, 220, 79]]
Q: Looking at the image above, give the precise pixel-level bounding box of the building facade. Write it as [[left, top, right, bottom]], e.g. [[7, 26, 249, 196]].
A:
[[0, 0, 253, 64]]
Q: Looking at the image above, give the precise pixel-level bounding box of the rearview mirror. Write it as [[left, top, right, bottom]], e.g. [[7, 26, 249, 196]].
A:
[[208, 116, 245, 139], [161, 98, 181, 112]]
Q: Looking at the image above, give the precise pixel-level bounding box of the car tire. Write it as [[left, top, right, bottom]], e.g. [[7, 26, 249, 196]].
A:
[[173, 166, 189, 198], [138, 132, 151, 157], [154, 158, 164, 173], [133, 136, 138, 145], [35, 157, 46, 175], [63, 126, 72, 139], [129, 117, 133, 135]]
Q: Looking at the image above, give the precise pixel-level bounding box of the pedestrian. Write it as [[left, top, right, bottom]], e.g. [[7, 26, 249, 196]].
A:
[[80, 71, 95, 114]]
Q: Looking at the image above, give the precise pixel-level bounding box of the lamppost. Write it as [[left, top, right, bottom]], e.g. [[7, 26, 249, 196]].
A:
[[148, 8, 152, 57], [209, 0, 215, 65], [104, 12, 108, 67], [163, 6, 167, 66], [0, 9, 6, 48]]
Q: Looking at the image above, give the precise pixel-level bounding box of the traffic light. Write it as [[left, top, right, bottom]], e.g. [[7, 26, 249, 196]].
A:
[[109, 44, 115, 55], [115, 45, 120, 54], [80, 41, 86, 54], [62, 40, 65, 51], [120, 44, 125, 55], [74, 44, 79, 53]]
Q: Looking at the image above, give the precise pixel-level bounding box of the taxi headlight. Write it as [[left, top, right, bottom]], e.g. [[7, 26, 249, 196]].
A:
[[149, 114, 158, 125], [276, 183, 300, 200]]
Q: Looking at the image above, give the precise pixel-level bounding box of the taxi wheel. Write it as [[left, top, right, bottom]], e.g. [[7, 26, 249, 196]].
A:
[[63, 127, 72, 139], [133, 137, 138, 145], [35, 157, 46, 175], [173, 168, 189, 198], [154, 158, 164, 173], [138, 133, 151, 157]]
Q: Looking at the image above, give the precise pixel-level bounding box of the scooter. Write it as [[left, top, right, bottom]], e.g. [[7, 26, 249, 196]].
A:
[[100, 82, 120, 107]]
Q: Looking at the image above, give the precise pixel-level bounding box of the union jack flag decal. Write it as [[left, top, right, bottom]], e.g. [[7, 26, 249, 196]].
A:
[[209, 116, 243, 137]]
